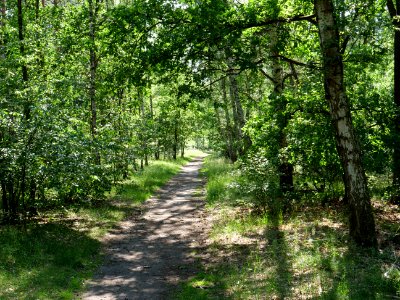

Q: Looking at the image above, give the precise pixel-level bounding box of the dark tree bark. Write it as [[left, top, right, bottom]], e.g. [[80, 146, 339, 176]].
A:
[[7, 178, 16, 218], [314, 0, 377, 246], [0, 0, 7, 214], [1, 0, 5, 21], [35, 0, 39, 19], [1, 180, 8, 213], [220, 77, 236, 162], [15, 0, 31, 218], [387, 0, 400, 202], [17, 0, 29, 120]]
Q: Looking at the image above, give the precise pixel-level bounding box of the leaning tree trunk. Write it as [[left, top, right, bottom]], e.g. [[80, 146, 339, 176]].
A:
[[315, 0, 377, 246]]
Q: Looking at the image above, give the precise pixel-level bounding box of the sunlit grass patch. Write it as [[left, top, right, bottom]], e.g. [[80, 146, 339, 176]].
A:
[[201, 155, 236, 205], [211, 208, 268, 238]]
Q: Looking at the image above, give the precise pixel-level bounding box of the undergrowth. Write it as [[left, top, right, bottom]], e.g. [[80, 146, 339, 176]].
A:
[[0, 149, 203, 300], [176, 155, 400, 299]]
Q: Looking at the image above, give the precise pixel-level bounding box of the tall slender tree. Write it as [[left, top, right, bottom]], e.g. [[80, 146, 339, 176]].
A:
[[314, 0, 377, 246]]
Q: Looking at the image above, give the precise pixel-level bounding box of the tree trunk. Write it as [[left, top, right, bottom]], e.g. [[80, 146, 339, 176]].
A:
[[0, 0, 7, 216], [227, 59, 251, 157], [270, 24, 294, 195], [181, 142, 185, 158], [315, 0, 377, 246], [387, 0, 400, 203], [88, 0, 100, 164], [155, 140, 160, 160], [173, 123, 178, 160], [138, 88, 148, 167], [7, 178, 16, 218], [1, 0, 5, 21], [35, 0, 39, 19], [1, 180, 8, 213], [17, 0, 29, 120], [89, 0, 97, 138], [221, 77, 236, 162], [228, 69, 246, 156]]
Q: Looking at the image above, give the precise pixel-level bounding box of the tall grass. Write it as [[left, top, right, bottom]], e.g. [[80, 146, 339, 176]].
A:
[[0, 150, 203, 300], [201, 156, 235, 205]]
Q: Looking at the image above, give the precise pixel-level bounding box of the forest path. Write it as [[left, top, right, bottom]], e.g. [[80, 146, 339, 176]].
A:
[[81, 156, 209, 300]]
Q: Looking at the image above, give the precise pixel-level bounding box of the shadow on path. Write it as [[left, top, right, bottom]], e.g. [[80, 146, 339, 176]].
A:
[[82, 157, 208, 300]]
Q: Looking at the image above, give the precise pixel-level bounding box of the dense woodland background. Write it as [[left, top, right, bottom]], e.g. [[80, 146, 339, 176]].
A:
[[1, 0, 400, 298], [0, 0, 399, 246]]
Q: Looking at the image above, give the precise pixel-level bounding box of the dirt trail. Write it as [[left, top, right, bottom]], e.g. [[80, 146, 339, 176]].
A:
[[81, 156, 208, 300]]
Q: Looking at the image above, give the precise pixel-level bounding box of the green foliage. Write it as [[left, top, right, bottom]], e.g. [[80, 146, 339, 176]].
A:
[[234, 152, 281, 211]]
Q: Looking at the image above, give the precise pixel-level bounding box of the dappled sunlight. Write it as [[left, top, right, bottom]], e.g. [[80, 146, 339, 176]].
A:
[[82, 157, 209, 299], [190, 200, 399, 299]]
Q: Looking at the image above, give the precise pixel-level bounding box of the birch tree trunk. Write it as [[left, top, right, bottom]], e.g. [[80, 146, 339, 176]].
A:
[[227, 57, 250, 157], [269, 25, 294, 195], [315, 0, 377, 246]]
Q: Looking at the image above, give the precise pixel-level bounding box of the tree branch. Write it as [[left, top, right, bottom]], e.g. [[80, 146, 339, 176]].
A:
[[259, 68, 275, 83], [271, 54, 320, 69], [235, 14, 317, 30], [340, 35, 351, 54]]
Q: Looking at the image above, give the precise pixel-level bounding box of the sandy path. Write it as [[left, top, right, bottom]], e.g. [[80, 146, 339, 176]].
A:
[[81, 156, 208, 300]]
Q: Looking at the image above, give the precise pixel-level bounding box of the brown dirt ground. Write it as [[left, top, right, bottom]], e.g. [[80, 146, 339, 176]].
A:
[[81, 156, 209, 300]]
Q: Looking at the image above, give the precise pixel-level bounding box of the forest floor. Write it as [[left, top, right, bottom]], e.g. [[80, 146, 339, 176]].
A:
[[81, 155, 210, 300], [173, 156, 400, 299]]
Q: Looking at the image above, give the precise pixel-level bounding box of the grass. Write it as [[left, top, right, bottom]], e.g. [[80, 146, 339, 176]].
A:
[[0, 223, 100, 300], [0, 149, 204, 300], [176, 155, 400, 299], [201, 156, 235, 205]]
